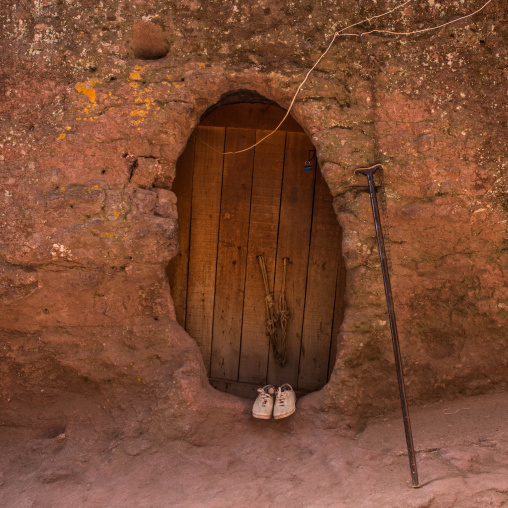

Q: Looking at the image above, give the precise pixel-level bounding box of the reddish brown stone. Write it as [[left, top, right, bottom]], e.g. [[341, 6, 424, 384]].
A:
[[0, 0, 506, 450], [131, 21, 170, 60]]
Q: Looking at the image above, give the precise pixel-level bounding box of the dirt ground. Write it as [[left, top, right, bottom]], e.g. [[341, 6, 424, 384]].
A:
[[1, 390, 507, 508]]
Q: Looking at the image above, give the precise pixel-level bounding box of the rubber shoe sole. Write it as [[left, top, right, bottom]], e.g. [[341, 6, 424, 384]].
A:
[[273, 405, 295, 420]]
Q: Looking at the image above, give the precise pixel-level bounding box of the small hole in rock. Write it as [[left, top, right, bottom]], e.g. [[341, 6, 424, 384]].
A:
[[101, 169, 106, 174], [43, 424, 67, 439], [43, 308, 49, 314], [131, 21, 170, 60]]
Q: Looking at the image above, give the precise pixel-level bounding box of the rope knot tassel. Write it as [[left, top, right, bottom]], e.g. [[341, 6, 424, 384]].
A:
[[257, 255, 290, 367]]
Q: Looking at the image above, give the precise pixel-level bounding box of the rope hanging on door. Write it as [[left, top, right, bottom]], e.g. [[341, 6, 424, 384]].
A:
[[257, 255, 290, 366]]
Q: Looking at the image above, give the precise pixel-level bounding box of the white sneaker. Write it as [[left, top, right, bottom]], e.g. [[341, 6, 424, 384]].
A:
[[273, 384, 296, 420], [252, 385, 276, 419]]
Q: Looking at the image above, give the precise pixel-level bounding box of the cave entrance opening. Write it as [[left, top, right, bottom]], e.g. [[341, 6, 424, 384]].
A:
[[167, 99, 346, 399]]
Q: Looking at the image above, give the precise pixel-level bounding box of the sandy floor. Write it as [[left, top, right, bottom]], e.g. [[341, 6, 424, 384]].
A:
[[1, 391, 507, 507]]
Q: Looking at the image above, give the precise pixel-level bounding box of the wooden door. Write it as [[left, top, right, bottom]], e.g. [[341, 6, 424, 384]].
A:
[[167, 104, 345, 398]]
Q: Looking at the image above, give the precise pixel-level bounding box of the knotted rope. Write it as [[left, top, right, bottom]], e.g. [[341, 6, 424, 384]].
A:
[[278, 258, 290, 363], [257, 255, 290, 366]]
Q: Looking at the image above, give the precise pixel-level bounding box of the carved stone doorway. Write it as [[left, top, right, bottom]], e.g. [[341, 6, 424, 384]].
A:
[[167, 103, 345, 398]]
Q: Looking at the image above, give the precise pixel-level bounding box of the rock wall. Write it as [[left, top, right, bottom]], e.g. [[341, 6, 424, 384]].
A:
[[0, 0, 506, 431]]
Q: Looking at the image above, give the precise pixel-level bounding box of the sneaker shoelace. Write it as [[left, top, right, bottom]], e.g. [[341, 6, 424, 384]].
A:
[[276, 387, 289, 406], [257, 388, 272, 407]]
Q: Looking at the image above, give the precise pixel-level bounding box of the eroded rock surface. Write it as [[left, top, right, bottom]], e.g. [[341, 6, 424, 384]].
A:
[[0, 0, 506, 438]]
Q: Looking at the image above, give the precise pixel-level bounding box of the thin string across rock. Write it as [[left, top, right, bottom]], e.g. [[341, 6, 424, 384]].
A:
[[193, 0, 493, 156]]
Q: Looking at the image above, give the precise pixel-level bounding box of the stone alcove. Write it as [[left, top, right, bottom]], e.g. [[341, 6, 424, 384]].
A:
[[167, 91, 346, 399]]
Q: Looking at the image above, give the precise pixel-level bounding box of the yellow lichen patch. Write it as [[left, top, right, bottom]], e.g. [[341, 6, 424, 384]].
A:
[[129, 65, 147, 81], [198, 62, 206, 69], [103, 232, 114, 238], [57, 126, 71, 140], [74, 79, 102, 104], [136, 84, 154, 96], [130, 110, 148, 117]]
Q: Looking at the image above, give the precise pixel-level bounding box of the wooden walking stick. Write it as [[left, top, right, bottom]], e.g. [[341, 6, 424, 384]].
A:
[[355, 164, 420, 488]]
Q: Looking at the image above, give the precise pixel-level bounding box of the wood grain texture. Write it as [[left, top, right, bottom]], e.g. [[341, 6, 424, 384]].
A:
[[166, 136, 195, 328], [171, 108, 346, 393], [268, 131, 316, 388], [185, 126, 225, 375], [298, 169, 342, 391], [238, 129, 286, 385], [328, 229, 347, 381], [201, 103, 304, 133], [210, 128, 255, 380]]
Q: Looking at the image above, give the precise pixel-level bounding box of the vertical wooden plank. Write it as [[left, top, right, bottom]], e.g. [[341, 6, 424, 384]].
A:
[[210, 128, 256, 381], [186, 126, 225, 375], [328, 235, 346, 380], [268, 132, 315, 388], [298, 169, 342, 391], [166, 136, 195, 328], [238, 130, 286, 385]]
